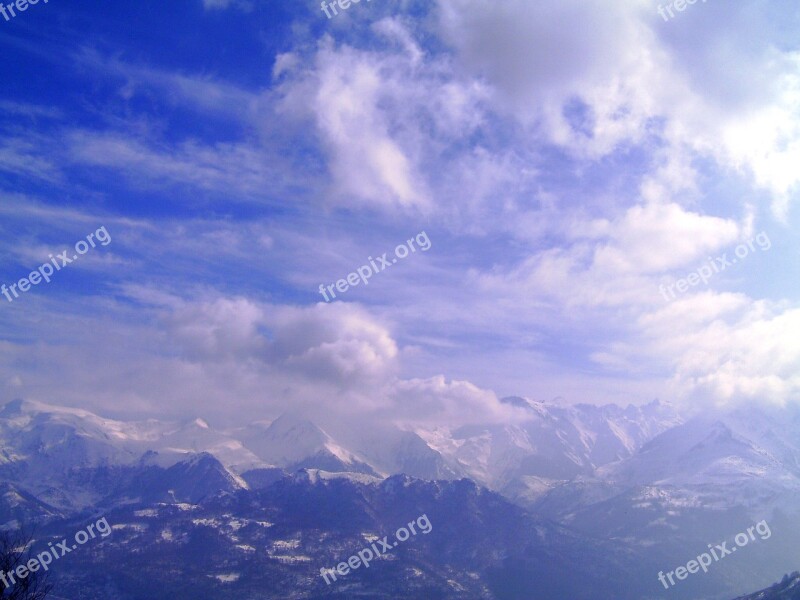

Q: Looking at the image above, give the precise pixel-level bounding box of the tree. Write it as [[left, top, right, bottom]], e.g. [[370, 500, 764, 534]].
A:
[[0, 530, 53, 600]]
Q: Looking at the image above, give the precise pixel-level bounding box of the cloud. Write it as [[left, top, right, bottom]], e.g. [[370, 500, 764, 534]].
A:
[[0, 283, 521, 428], [3, 0, 799, 425], [276, 37, 431, 211], [587, 202, 741, 275], [74, 48, 265, 119], [66, 131, 302, 202], [386, 375, 521, 426], [436, 0, 800, 212], [645, 296, 800, 406], [437, 0, 648, 104], [165, 297, 267, 361], [264, 302, 399, 386], [0, 135, 62, 184], [148, 293, 400, 386], [472, 201, 743, 313]]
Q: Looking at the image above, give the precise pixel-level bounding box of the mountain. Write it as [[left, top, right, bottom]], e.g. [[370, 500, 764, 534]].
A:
[[532, 408, 800, 599], [733, 573, 800, 599], [0, 399, 259, 511], [3, 397, 800, 598], [236, 413, 379, 475], [34, 472, 648, 600], [536, 408, 800, 522], [0, 481, 62, 528], [0, 397, 684, 510], [415, 397, 682, 500], [134, 452, 248, 504], [145, 416, 267, 473]]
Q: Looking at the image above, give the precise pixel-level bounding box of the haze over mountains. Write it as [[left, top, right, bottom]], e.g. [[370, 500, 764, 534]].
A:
[[1, 396, 799, 598], [0, 396, 684, 512]]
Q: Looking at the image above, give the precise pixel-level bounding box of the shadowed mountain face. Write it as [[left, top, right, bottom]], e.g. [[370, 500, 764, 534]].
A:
[[34, 473, 647, 600]]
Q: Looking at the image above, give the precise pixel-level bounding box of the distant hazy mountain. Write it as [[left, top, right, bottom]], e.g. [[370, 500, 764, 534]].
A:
[[533, 408, 800, 599], [0, 396, 683, 511], [418, 396, 683, 498], [235, 412, 379, 476], [0, 399, 260, 514]]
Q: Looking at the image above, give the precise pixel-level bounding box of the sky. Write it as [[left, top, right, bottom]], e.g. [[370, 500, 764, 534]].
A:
[[0, 0, 799, 428]]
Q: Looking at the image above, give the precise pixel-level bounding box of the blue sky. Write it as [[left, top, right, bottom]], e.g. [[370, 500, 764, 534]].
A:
[[1, 0, 799, 427]]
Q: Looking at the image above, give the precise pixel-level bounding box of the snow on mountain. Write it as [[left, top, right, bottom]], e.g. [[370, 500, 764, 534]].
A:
[[292, 468, 383, 486], [0, 397, 687, 510], [0, 399, 267, 472], [235, 413, 379, 476], [8, 395, 770, 518], [413, 397, 683, 499], [0, 400, 261, 510], [4, 397, 800, 599], [45, 472, 647, 600], [734, 572, 800, 600], [146, 417, 268, 473], [0, 399, 142, 468], [593, 408, 800, 513], [0, 481, 61, 527], [138, 452, 248, 503], [343, 425, 462, 481], [529, 404, 800, 593]]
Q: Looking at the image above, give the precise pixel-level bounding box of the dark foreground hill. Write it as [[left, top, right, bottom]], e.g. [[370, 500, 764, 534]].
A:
[[30, 471, 648, 600]]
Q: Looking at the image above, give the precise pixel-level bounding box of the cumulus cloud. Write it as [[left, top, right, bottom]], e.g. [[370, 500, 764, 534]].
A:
[[148, 293, 400, 387], [437, 0, 800, 212], [165, 297, 267, 361], [437, 0, 648, 103], [386, 375, 522, 426], [643, 297, 800, 406], [587, 202, 742, 275], [264, 302, 399, 386], [24, 289, 505, 427]]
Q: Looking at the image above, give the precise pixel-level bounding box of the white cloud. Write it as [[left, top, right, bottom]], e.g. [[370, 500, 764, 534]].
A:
[[4, 0, 800, 423], [165, 297, 267, 361], [0, 286, 525, 427], [264, 302, 399, 386], [648, 297, 800, 406], [437, 0, 800, 212], [588, 202, 741, 274], [387, 375, 522, 426], [277, 38, 430, 211]]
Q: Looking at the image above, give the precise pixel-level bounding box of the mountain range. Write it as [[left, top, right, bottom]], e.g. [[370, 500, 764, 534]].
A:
[[2, 397, 799, 599]]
